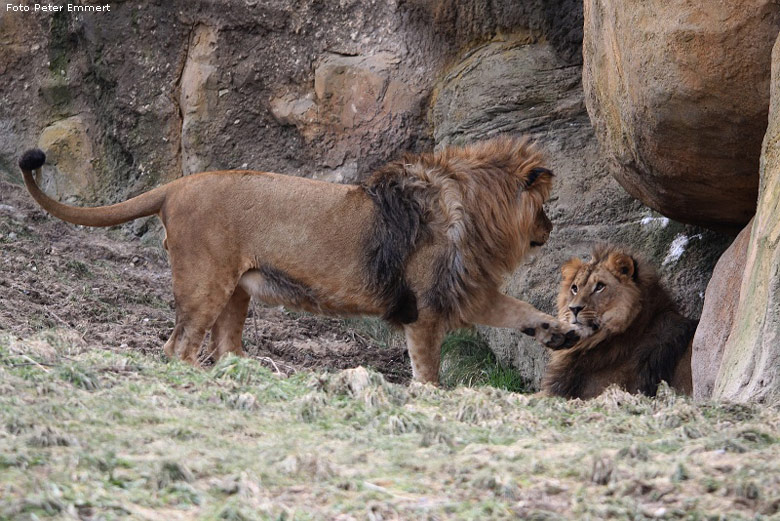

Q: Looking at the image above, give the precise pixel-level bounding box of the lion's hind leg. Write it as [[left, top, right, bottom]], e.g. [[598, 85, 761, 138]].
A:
[[164, 265, 243, 367], [206, 286, 251, 360]]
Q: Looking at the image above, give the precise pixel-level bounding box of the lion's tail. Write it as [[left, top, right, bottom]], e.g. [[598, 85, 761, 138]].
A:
[[18, 149, 167, 227]]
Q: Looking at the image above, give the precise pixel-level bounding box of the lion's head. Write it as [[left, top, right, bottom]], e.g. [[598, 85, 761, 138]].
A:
[[557, 245, 649, 338], [545, 244, 694, 399]]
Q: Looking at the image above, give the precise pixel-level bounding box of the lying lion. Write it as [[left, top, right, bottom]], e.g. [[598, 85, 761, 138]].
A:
[[541, 244, 694, 399], [19, 136, 578, 382]]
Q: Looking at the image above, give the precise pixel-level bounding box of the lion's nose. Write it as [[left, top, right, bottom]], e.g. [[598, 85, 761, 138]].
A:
[[569, 305, 584, 317]]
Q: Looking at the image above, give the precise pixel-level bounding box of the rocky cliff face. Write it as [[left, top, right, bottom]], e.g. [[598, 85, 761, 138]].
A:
[[0, 0, 584, 195], [0, 1, 737, 388], [1, 1, 438, 196]]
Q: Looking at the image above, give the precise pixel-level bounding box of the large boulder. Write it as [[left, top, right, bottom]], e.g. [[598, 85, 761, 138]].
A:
[[431, 37, 730, 389], [583, 0, 780, 231], [714, 35, 780, 402], [691, 221, 752, 400]]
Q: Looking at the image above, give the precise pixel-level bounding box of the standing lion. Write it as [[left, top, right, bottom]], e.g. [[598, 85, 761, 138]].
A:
[[19, 136, 578, 383], [542, 244, 695, 398]]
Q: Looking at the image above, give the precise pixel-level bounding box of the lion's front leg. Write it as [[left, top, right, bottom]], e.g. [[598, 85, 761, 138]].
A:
[[471, 293, 580, 350], [403, 318, 446, 384]]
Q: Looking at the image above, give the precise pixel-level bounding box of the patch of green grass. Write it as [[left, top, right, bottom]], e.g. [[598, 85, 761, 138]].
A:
[[440, 329, 530, 392], [64, 259, 92, 279], [122, 291, 170, 308], [338, 316, 403, 350], [57, 364, 100, 390], [333, 318, 527, 393]]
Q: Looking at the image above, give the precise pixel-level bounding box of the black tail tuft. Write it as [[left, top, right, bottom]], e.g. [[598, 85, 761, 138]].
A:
[[19, 149, 46, 171]]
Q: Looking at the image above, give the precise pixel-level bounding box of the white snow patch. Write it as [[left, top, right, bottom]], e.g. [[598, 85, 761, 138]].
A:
[[663, 234, 689, 266], [640, 216, 670, 228]]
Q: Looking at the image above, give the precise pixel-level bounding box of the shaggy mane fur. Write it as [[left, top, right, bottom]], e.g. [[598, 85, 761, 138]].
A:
[[361, 136, 551, 326], [543, 244, 695, 399]]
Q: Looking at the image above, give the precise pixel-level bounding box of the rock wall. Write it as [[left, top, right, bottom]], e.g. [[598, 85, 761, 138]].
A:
[[0, 0, 584, 195], [583, 0, 780, 232], [0, 1, 734, 389], [713, 34, 780, 403], [1, 1, 442, 200]]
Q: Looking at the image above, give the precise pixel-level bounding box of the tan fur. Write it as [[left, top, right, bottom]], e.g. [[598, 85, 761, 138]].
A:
[[20, 136, 577, 382], [542, 244, 695, 399]]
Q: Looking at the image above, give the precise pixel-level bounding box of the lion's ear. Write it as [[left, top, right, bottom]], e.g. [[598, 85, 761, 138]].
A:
[[525, 167, 553, 188], [606, 252, 636, 281], [561, 257, 583, 282]]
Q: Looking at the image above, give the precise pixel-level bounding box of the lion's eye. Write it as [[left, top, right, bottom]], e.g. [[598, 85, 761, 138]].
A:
[[570, 284, 578, 295], [594, 282, 606, 293]]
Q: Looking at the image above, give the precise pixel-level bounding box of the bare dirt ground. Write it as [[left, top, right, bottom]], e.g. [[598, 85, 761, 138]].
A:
[[0, 180, 410, 383]]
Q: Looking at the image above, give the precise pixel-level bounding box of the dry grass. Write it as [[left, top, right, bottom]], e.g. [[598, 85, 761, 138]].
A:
[[3, 330, 780, 520]]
